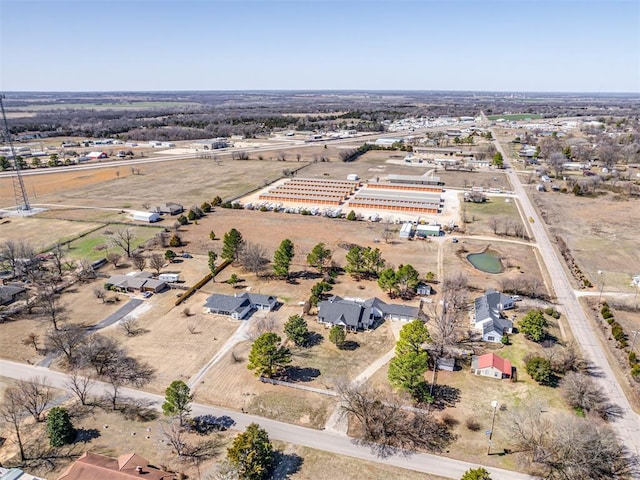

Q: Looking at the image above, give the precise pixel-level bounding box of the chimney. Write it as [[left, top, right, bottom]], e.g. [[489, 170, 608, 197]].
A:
[[136, 466, 143, 474]]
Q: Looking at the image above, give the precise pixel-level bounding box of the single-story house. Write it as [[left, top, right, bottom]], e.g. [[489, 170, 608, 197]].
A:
[[0, 466, 46, 480], [155, 202, 184, 215], [204, 292, 278, 320], [0, 284, 27, 306], [105, 272, 167, 293], [471, 353, 513, 379], [86, 151, 108, 160], [57, 451, 176, 480], [317, 296, 420, 331], [471, 289, 514, 343]]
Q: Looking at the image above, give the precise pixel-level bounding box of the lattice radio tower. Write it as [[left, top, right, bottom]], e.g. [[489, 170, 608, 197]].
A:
[[0, 94, 31, 211]]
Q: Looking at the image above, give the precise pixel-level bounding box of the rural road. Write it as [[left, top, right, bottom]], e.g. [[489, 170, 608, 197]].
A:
[[493, 133, 640, 456], [0, 359, 534, 480]]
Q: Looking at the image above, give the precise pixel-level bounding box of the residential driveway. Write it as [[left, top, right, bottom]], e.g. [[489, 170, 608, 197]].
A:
[[38, 298, 144, 367]]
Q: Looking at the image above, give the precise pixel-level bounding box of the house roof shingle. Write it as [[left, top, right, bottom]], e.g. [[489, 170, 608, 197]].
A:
[[57, 452, 175, 480]]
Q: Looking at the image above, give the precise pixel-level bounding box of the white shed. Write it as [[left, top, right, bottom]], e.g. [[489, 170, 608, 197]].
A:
[[132, 211, 160, 223], [158, 273, 179, 282], [347, 173, 359, 181]]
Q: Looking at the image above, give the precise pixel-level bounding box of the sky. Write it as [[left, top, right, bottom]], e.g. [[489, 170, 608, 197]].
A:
[[0, 0, 638, 93]]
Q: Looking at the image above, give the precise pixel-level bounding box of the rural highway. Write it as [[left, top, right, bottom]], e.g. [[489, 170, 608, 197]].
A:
[[492, 134, 640, 456], [0, 359, 534, 480]]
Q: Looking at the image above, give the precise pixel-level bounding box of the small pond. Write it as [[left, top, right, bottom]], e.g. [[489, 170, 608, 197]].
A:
[[467, 250, 504, 274]]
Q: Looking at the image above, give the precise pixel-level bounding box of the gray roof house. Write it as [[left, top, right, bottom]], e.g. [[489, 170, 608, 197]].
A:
[[105, 272, 167, 293], [318, 296, 420, 331], [472, 289, 514, 343], [0, 285, 26, 306], [155, 202, 184, 215], [204, 292, 278, 320]]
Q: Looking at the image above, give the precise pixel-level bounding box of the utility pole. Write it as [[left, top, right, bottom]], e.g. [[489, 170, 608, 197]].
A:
[[0, 94, 31, 212], [487, 399, 498, 455], [597, 271, 605, 305]]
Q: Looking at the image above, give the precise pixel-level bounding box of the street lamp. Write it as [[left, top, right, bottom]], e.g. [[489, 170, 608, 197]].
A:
[[597, 270, 605, 305], [487, 400, 498, 455]]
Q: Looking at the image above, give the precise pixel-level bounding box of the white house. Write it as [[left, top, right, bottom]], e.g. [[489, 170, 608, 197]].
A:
[[471, 290, 514, 343]]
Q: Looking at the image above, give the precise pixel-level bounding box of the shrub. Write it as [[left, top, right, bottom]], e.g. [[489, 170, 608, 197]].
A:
[[628, 351, 637, 366], [631, 364, 640, 381], [465, 417, 481, 431], [525, 356, 553, 385]]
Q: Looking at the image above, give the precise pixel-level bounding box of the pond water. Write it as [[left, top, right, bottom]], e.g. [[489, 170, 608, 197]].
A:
[[467, 250, 504, 274]]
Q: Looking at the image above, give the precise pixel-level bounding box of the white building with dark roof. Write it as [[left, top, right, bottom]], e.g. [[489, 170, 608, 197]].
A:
[[204, 292, 278, 320], [471, 290, 515, 343], [317, 296, 420, 331]]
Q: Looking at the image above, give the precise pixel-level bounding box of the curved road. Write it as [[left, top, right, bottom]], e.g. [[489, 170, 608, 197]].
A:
[[0, 359, 533, 480], [493, 134, 640, 456]]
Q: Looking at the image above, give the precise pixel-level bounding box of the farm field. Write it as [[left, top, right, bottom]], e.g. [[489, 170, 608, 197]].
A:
[[0, 216, 104, 250], [531, 190, 640, 291]]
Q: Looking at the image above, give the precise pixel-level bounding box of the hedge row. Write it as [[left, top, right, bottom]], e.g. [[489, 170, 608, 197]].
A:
[[601, 302, 640, 381], [175, 259, 232, 306]]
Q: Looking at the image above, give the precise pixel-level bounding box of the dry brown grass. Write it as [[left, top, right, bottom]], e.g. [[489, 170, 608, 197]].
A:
[[0, 217, 104, 250]]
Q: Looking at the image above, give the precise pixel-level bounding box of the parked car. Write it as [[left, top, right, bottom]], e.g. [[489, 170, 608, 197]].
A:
[[142, 291, 153, 298], [181, 253, 193, 258]]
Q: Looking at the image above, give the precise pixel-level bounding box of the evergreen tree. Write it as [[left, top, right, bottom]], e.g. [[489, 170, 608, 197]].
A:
[[47, 407, 75, 447], [377, 267, 398, 296], [345, 246, 366, 279], [273, 239, 295, 279], [248, 333, 291, 378], [208, 251, 218, 280], [306, 243, 332, 273], [329, 325, 346, 348], [226, 423, 274, 480], [284, 314, 309, 347], [222, 228, 245, 262], [519, 309, 548, 342], [162, 380, 193, 426], [461, 467, 492, 480]]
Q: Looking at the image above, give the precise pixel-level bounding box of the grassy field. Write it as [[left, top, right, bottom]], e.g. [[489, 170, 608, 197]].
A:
[[0, 217, 104, 251], [488, 114, 543, 121], [65, 224, 163, 261], [461, 195, 525, 237]]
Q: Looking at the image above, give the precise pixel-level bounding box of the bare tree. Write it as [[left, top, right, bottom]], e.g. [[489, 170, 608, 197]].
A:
[[0, 387, 27, 461], [382, 217, 394, 244], [22, 332, 40, 353], [548, 150, 566, 178], [104, 355, 154, 410], [239, 242, 270, 276], [110, 228, 136, 258], [337, 381, 455, 454], [39, 288, 68, 330], [132, 254, 146, 271], [49, 241, 66, 277], [77, 258, 97, 281], [506, 400, 636, 478], [247, 313, 276, 341], [106, 251, 122, 268], [93, 286, 106, 303], [160, 418, 189, 456], [1, 240, 34, 276], [149, 253, 165, 275], [66, 368, 95, 406], [16, 377, 52, 422], [488, 217, 500, 235], [46, 324, 86, 364], [120, 316, 140, 336], [80, 334, 124, 376]]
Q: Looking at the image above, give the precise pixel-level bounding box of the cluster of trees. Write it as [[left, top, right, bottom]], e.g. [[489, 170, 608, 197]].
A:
[[344, 245, 385, 280], [506, 400, 635, 479], [377, 264, 421, 299], [337, 381, 456, 455]]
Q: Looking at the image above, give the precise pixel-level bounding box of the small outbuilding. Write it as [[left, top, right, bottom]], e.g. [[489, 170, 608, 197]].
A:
[[471, 353, 513, 380], [87, 151, 108, 159], [436, 357, 456, 371], [155, 202, 184, 215], [132, 211, 161, 223], [158, 273, 179, 283]]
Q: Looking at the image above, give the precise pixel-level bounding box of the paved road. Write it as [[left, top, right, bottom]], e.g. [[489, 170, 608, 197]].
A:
[[0, 359, 534, 480], [493, 134, 640, 456], [37, 299, 143, 367]]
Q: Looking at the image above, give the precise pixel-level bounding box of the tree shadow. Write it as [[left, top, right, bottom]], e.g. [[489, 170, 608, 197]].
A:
[[597, 402, 625, 422], [283, 367, 321, 383], [306, 332, 324, 347], [340, 340, 360, 351], [119, 398, 159, 421], [583, 362, 606, 378], [271, 451, 304, 479], [429, 384, 461, 410], [75, 428, 100, 443]]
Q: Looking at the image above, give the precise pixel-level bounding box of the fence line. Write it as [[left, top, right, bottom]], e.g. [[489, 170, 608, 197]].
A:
[[258, 376, 338, 397]]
